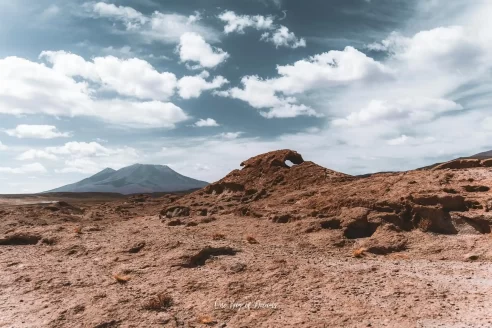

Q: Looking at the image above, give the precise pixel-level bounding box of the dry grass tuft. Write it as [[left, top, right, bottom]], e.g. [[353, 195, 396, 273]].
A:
[[143, 293, 173, 311], [198, 315, 216, 325], [212, 233, 226, 240], [353, 248, 367, 258], [390, 253, 410, 260], [246, 236, 258, 244], [112, 274, 131, 284]]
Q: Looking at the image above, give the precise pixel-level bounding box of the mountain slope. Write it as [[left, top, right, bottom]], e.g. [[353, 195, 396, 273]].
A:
[[470, 149, 492, 159], [46, 164, 208, 194]]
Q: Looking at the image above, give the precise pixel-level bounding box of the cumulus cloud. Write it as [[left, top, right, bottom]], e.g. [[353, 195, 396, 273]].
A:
[[218, 11, 274, 34], [0, 55, 188, 128], [0, 141, 7, 150], [218, 46, 391, 118], [218, 132, 243, 139], [15, 142, 139, 174], [177, 32, 229, 69], [85, 2, 220, 43], [218, 10, 305, 48], [147, 12, 220, 44], [17, 149, 58, 161], [40, 51, 177, 101], [260, 26, 306, 49], [6, 125, 71, 139], [178, 71, 228, 99], [45, 141, 133, 158], [332, 98, 463, 127], [0, 163, 47, 174], [57, 158, 104, 174], [194, 118, 220, 127], [86, 2, 149, 30]]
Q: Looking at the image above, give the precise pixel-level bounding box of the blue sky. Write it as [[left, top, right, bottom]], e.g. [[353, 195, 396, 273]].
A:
[[1, 0, 492, 193]]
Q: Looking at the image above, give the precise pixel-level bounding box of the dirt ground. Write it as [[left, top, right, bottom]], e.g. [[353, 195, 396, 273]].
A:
[[3, 150, 492, 327]]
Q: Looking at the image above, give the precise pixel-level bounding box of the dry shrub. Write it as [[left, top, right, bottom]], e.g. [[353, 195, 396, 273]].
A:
[[212, 233, 226, 240], [74, 226, 83, 234], [353, 248, 367, 258], [112, 274, 131, 284], [246, 236, 258, 244], [419, 219, 433, 232], [198, 315, 216, 325], [143, 293, 173, 311], [390, 253, 410, 260]]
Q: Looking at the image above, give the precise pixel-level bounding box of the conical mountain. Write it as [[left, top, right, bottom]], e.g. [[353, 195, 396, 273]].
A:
[[46, 164, 208, 194]]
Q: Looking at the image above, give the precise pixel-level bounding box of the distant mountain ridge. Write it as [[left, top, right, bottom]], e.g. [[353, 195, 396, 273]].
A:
[[470, 150, 492, 159], [46, 164, 209, 194]]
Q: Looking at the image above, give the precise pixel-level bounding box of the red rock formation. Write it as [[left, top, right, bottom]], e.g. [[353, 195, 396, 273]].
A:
[[160, 149, 492, 239]]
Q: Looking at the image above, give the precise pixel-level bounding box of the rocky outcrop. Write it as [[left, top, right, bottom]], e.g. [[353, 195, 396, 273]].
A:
[[158, 149, 492, 239], [358, 224, 407, 254]]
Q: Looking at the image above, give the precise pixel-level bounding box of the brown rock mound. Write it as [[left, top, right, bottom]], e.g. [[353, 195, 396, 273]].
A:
[[158, 149, 492, 238]]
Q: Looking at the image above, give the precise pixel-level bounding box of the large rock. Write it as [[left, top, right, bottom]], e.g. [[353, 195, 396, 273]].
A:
[[339, 207, 379, 239], [411, 205, 457, 234], [412, 194, 467, 212], [359, 224, 407, 255]]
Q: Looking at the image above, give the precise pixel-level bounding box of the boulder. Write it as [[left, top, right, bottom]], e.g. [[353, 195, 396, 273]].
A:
[[359, 224, 407, 255], [411, 205, 457, 234]]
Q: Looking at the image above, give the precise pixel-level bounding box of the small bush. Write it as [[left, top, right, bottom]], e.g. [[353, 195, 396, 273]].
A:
[[353, 248, 367, 258], [246, 236, 258, 244], [198, 315, 216, 325], [112, 274, 131, 284], [143, 293, 173, 311], [212, 233, 226, 240]]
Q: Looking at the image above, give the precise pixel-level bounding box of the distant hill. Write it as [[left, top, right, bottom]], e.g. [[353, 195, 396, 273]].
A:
[[469, 150, 492, 159], [416, 149, 492, 170], [46, 164, 209, 194]]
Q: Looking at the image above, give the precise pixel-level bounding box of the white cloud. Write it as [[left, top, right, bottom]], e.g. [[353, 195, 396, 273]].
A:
[[218, 46, 390, 118], [194, 118, 220, 127], [0, 163, 47, 174], [57, 158, 103, 174], [147, 12, 220, 44], [260, 26, 306, 48], [46, 141, 130, 158], [332, 98, 463, 127], [6, 125, 71, 139], [14, 142, 139, 175], [218, 132, 243, 139], [178, 32, 229, 69], [178, 71, 228, 99], [218, 11, 274, 34], [218, 11, 305, 48], [0, 55, 188, 128], [366, 26, 483, 72], [0, 141, 7, 150], [40, 51, 178, 101], [85, 2, 220, 43], [17, 149, 58, 161], [386, 135, 410, 146], [86, 2, 148, 30]]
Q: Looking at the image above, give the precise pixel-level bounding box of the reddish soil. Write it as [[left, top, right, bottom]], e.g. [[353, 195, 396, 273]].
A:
[[2, 150, 492, 327]]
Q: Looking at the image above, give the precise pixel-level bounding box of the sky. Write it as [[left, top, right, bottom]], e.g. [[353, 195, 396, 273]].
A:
[[1, 0, 492, 193]]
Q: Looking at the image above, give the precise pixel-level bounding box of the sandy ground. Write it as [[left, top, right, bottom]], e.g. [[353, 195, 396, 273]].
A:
[[3, 150, 492, 327], [2, 199, 492, 328]]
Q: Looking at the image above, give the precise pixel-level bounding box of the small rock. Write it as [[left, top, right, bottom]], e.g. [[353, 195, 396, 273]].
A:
[[129, 242, 145, 254]]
